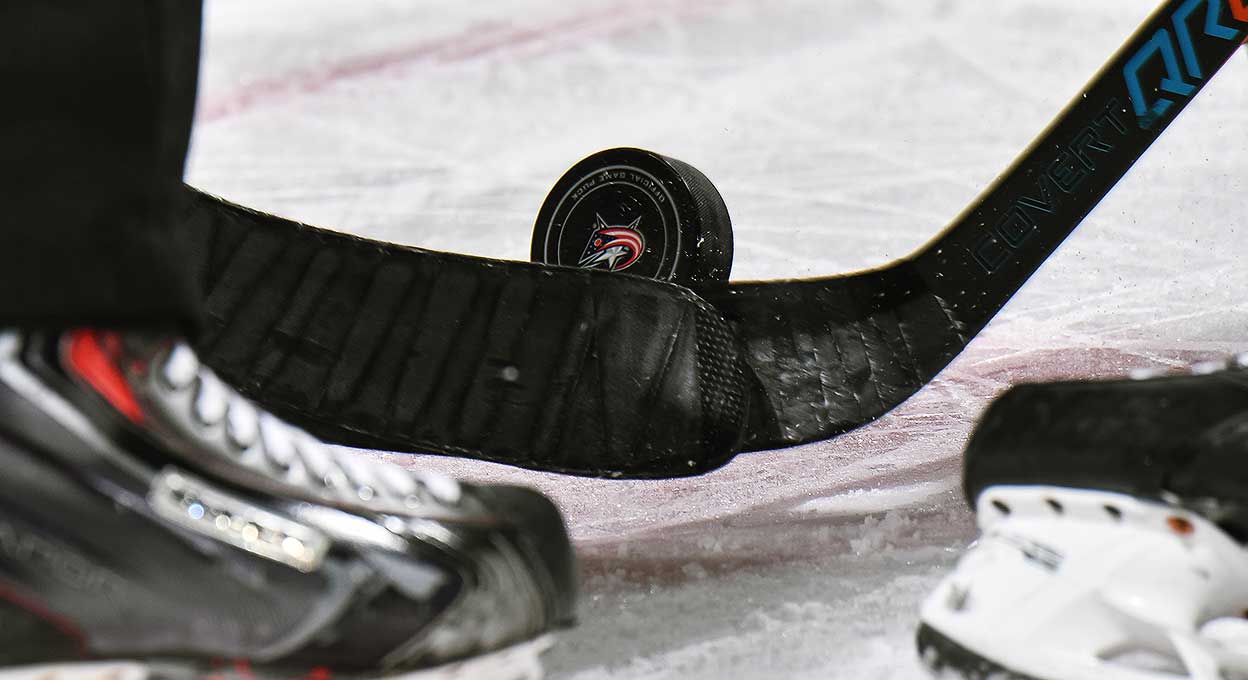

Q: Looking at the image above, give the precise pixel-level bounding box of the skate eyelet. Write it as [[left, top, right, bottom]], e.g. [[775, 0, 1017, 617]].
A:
[[189, 378, 211, 427], [1045, 499, 1064, 514], [1167, 516, 1195, 535], [159, 344, 200, 391], [158, 363, 185, 393], [225, 426, 253, 453], [990, 499, 1010, 515]]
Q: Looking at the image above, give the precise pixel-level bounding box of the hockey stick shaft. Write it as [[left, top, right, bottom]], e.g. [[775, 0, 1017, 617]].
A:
[[917, 0, 1248, 334], [700, 0, 1248, 451]]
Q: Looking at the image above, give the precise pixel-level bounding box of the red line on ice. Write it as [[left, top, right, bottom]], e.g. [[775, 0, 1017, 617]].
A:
[[199, 0, 724, 123]]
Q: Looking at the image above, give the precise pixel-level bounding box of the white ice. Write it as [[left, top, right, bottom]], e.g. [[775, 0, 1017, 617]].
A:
[[188, 1, 1248, 677]]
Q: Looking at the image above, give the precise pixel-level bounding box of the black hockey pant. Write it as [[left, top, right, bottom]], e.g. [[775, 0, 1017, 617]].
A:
[[1, 0, 203, 332]]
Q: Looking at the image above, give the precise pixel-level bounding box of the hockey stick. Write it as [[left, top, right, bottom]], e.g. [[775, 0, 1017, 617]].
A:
[[697, 0, 1248, 449], [187, 0, 1248, 477]]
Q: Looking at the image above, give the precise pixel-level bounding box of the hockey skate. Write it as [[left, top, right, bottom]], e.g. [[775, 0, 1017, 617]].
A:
[[919, 356, 1248, 680], [0, 329, 575, 679]]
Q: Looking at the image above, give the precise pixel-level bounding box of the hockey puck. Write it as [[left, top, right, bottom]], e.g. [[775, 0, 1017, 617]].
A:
[[531, 148, 733, 284]]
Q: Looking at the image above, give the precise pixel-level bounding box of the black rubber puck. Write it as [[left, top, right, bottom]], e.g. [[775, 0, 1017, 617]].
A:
[[531, 147, 733, 284]]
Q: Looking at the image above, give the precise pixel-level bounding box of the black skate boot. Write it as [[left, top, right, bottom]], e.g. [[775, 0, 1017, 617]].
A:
[[0, 329, 575, 680], [918, 356, 1248, 680]]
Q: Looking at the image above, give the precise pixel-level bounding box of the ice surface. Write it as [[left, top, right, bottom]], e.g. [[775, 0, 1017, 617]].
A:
[[188, 0, 1248, 677]]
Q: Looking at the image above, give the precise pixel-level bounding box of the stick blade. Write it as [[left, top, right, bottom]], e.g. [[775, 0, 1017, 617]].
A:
[[699, 263, 968, 450]]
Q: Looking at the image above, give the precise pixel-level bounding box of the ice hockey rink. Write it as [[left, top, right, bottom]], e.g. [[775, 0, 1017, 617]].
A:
[[187, 1, 1248, 677]]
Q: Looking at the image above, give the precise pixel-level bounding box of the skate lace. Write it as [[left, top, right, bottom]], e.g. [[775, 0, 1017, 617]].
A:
[[161, 343, 462, 506]]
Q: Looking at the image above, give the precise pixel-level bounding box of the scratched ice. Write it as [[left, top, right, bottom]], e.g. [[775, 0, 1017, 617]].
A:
[[188, 1, 1248, 677]]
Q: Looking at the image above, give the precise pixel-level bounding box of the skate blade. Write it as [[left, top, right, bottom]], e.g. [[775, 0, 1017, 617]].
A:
[[0, 663, 149, 680], [917, 622, 1041, 680], [395, 635, 553, 680], [0, 635, 554, 680]]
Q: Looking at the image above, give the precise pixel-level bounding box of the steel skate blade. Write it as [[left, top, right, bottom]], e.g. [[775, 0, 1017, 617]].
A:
[[398, 635, 553, 680], [0, 663, 149, 680], [0, 636, 554, 680]]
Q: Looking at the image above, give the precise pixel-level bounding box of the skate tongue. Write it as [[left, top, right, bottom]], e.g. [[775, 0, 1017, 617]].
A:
[[61, 329, 151, 424]]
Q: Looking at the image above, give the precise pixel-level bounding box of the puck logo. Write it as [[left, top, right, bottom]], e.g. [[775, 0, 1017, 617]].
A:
[[536, 164, 683, 280], [578, 215, 645, 272]]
